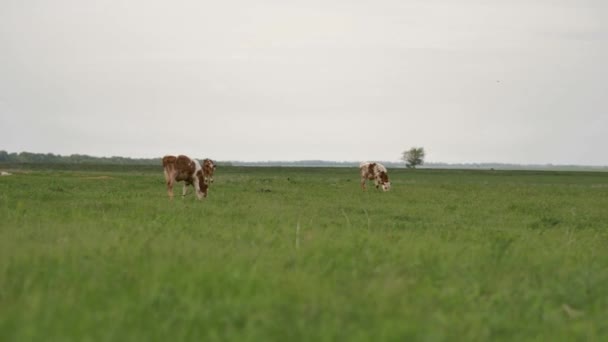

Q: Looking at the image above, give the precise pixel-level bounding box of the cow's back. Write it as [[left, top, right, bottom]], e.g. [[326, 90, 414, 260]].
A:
[[163, 155, 195, 182], [360, 162, 377, 180], [175, 155, 195, 182], [375, 163, 388, 174]]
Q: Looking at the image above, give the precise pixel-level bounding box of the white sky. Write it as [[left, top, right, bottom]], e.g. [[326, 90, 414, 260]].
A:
[[1, 0, 607, 164]]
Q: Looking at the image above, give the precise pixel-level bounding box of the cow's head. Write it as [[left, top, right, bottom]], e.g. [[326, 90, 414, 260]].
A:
[[199, 180, 209, 198], [196, 170, 209, 198], [379, 171, 391, 191], [202, 159, 216, 178]]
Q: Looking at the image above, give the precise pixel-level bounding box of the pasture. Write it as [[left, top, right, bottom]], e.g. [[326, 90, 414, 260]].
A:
[[1, 165, 607, 341]]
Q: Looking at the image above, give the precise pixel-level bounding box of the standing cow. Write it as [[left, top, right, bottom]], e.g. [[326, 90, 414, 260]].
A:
[[162, 155, 209, 200], [360, 162, 391, 191]]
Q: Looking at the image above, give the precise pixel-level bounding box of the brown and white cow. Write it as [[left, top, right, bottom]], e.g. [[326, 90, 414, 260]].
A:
[[162, 155, 209, 200], [202, 158, 216, 185], [360, 162, 391, 191]]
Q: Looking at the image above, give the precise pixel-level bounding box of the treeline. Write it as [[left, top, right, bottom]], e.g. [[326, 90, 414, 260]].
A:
[[2, 151, 606, 171], [0, 151, 161, 165], [423, 162, 608, 171], [0, 151, 390, 168], [229, 160, 608, 171], [231, 160, 365, 167]]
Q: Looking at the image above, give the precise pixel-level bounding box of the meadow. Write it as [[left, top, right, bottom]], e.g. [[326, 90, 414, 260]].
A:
[[0, 165, 607, 341]]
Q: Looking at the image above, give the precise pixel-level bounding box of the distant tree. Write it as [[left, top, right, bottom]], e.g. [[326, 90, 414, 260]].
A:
[[18, 152, 42, 163], [401, 147, 425, 169]]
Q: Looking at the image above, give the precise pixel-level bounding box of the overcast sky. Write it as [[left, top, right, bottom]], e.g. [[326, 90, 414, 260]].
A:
[[1, 0, 606, 164]]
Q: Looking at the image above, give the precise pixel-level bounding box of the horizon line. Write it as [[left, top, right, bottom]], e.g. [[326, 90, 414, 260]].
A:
[[1, 150, 607, 168]]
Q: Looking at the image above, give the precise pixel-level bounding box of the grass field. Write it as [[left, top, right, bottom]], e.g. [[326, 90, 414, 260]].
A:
[[1, 165, 607, 341]]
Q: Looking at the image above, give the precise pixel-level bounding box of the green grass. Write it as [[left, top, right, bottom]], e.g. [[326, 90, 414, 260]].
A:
[[1, 166, 607, 341]]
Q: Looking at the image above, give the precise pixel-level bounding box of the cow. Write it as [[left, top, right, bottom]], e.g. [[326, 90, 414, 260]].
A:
[[162, 155, 209, 200], [202, 158, 217, 185], [360, 162, 391, 191]]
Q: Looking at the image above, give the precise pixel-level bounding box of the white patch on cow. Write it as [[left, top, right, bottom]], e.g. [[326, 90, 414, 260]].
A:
[[193, 159, 202, 174], [192, 159, 204, 200]]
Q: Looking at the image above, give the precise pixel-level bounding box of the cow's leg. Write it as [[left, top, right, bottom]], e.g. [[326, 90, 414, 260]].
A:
[[166, 178, 175, 200], [361, 177, 367, 191], [193, 177, 203, 200], [164, 170, 171, 199], [182, 183, 188, 197]]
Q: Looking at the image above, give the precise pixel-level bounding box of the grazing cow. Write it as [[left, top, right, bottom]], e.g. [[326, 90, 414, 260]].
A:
[[162, 155, 209, 200], [360, 162, 391, 191], [202, 158, 216, 184]]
